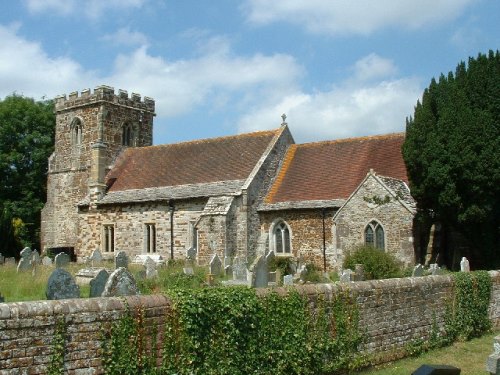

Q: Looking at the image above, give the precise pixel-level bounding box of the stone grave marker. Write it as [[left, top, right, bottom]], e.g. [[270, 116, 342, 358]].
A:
[[17, 247, 33, 272], [250, 255, 268, 288], [102, 267, 140, 297], [5, 257, 16, 266], [429, 263, 443, 276], [183, 267, 194, 275], [54, 253, 70, 268], [209, 253, 222, 276], [297, 264, 307, 282], [340, 268, 354, 283], [115, 251, 128, 269], [283, 274, 293, 286], [186, 247, 197, 260], [42, 256, 53, 266], [89, 269, 110, 298], [486, 336, 500, 375], [265, 250, 275, 267], [354, 264, 365, 281], [412, 264, 424, 277], [31, 250, 41, 265], [224, 265, 233, 278], [0, 253, 4, 264], [89, 248, 103, 267], [46, 268, 80, 300], [232, 257, 247, 281], [460, 257, 470, 272], [144, 257, 158, 279]]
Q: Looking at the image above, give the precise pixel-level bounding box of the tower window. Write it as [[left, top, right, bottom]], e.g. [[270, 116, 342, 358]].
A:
[[71, 118, 83, 147], [365, 220, 385, 250], [145, 223, 156, 253], [122, 123, 135, 146], [103, 224, 115, 252]]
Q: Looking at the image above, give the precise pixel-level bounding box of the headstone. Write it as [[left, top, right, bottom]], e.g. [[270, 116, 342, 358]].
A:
[[0, 292, 4, 303], [265, 251, 275, 268], [42, 256, 53, 266], [429, 263, 443, 276], [115, 251, 128, 269], [232, 257, 247, 281], [250, 255, 268, 288], [54, 253, 70, 268], [46, 269, 80, 300], [354, 264, 365, 281], [144, 257, 158, 279], [460, 257, 470, 272], [183, 267, 194, 275], [412, 264, 424, 277], [283, 274, 293, 286], [102, 267, 139, 297], [5, 257, 15, 266], [89, 269, 109, 298], [209, 254, 222, 276], [17, 247, 33, 272], [224, 265, 233, 278], [340, 268, 354, 283], [31, 250, 41, 265], [486, 336, 500, 375], [268, 271, 276, 283], [89, 248, 103, 267], [298, 264, 307, 282], [0, 253, 4, 264], [186, 247, 197, 260]]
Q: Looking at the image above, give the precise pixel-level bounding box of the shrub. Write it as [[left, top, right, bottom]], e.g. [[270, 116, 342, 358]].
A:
[[343, 245, 402, 280]]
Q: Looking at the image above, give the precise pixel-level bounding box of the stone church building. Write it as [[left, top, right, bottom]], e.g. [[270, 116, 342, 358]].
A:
[[41, 86, 416, 270]]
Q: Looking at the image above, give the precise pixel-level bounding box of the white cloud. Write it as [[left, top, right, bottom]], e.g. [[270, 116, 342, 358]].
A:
[[238, 55, 423, 143], [24, 0, 146, 19], [101, 27, 149, 47], [243, 0, 475, 35], [352, 53, 398, 82]]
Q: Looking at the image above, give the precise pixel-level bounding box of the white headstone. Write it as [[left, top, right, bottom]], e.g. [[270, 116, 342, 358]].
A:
[[340, 268, 354, 283], [144, 257, 158, 279], [102, 267, 139, 297], [283, 274, 293, 286], [42, 256, 53, 266], [460, 257, 470, 272], [46, 269, 80, 300], [183, 267, 194, 275]]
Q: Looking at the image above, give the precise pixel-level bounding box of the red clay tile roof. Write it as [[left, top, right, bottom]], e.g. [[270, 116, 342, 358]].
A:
[[265, 133, 408, 204], [107, 129, 279, 191]]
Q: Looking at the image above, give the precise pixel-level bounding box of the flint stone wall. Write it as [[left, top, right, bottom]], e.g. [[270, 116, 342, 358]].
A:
[[1, 272, 500, 373]]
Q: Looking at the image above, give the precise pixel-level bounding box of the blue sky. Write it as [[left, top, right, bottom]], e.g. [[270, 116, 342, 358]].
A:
[[0, 0, 498, 145]]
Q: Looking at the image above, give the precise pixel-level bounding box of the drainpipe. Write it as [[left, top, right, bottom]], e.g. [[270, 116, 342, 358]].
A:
[[322, 208, 327, 272], [169, 199, 175, 260]]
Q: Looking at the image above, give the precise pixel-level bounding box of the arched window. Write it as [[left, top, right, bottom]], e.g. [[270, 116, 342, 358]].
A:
[[122, 123, 134, 146], [273, 221, 291, 254], [365, 220, 385, 250], [71, 118, 83, 147]]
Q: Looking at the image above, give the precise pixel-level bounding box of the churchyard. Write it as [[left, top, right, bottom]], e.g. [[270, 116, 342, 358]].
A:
[[0, 248, 499, 374]]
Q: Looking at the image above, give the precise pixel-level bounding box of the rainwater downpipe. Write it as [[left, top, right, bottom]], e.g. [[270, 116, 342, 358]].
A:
[[169, 199, 175, 260], [322, 208, 327, 272]]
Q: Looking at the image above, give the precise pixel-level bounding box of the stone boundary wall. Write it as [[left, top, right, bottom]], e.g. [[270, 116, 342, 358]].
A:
[[1, 272, 499, 374]]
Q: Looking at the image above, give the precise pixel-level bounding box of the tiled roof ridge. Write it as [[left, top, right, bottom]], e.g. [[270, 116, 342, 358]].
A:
[[136, 128, 280, 150], [264, 144, 298, 203], [297, 132, 405, 148]]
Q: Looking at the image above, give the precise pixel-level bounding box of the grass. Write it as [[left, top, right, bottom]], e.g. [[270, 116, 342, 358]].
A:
[[358, 330, 499, 374]]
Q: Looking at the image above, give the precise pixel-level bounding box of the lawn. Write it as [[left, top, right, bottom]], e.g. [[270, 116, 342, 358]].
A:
[[359, 330, 499, 374]]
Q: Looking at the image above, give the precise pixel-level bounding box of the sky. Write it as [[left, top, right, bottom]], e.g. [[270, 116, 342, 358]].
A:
[[0, 1, 498, 145]]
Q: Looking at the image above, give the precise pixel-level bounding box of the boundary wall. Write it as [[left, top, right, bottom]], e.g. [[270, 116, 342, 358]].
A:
[[1, 271, 500, 374]]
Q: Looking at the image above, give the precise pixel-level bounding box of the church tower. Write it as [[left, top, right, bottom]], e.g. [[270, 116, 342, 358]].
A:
[[41, 86, 155, 254]]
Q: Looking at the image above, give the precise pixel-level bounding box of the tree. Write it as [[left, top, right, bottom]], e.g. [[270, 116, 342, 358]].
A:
[[0, 94, 55, 255], [403, 50, 500, 269]]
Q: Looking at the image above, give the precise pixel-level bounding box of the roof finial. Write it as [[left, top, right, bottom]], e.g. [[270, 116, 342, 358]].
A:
[[281, 113, 287, 126]]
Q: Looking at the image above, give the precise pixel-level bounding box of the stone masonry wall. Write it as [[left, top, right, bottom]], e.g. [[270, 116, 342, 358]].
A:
[[334, 174, 415, 267], [1, 272, 500, 373]]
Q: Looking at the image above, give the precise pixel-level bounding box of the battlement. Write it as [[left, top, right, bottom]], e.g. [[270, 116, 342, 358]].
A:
[[54, 85, 155, 113]]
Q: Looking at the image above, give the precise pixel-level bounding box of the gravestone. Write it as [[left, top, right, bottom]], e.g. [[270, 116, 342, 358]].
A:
[[283, 274, 293, 286], [42, 256, 53, 266], [209, 254, 222, 276], [31, 250, 41, 265], [102, 267, 139, 297], [265, 251, 275, 267], [340, 268, 354, 283], [144, 257, 158, 279], [354, 264, 365, 281], [224, 265, 233, 278], [486, 336, 500, 375], [89, 248, 103, 267], [115, 251, 128, 269], [429, 263, 443, 276], [5, 257, 16, 266], [0, 253, 4, 264], [17, 247, 33, 272], [89, 269, 110, 298], [298, 264, 308, 282], [54, 253, 70, 268], [460, 257, 470, 272], [186, 247, 197, 260], [232, 257, 247, 281], [46, 269, 80, 300], [250, 255, 268, 288], [183, 267, 194, 275], [412, 264, 424, 277]]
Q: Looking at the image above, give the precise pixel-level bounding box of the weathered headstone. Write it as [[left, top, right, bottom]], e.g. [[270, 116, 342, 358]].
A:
[[183, 267, 194, 275], [186, 247, 197, 260], [224, 265, 233, 278], [283, 274, 293, 286], [487, 336, 500, 375], [354, 264, 365, 281], [412, 264, 424, 277], [115, 251, 128, 269], [54, 253, 70, 268], [5, 257, 15, 265], [144, 257, 158, 279], [429, 263, 443, 276], [102, 267, 139, 297], [89, 248, 103, 267], [46, 269, 80, 300], [209, 253, 222, 275], [89, 269, 110, 298], [42, 256, 53, 266], [232, 257, 247, 281], [17, 247, 33, 272], [340, 268, 354, 283], [298, 264, 308, 282], [460, 257, 470, 272], [31, 250, 41, 265], [265, 250, 275, 268], [0, 253, 4, 264], [250, 255, 268, 288]]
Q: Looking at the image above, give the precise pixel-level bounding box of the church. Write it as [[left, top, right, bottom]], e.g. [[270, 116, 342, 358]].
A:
[[41, 86, 416, 270]]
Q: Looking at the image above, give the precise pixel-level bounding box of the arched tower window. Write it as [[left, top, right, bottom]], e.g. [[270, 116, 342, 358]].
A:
[[365, 220, 385, 250], [272, 220, 291, 254], [122, 123, 135, 146], [71, 118, 83, 147]]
